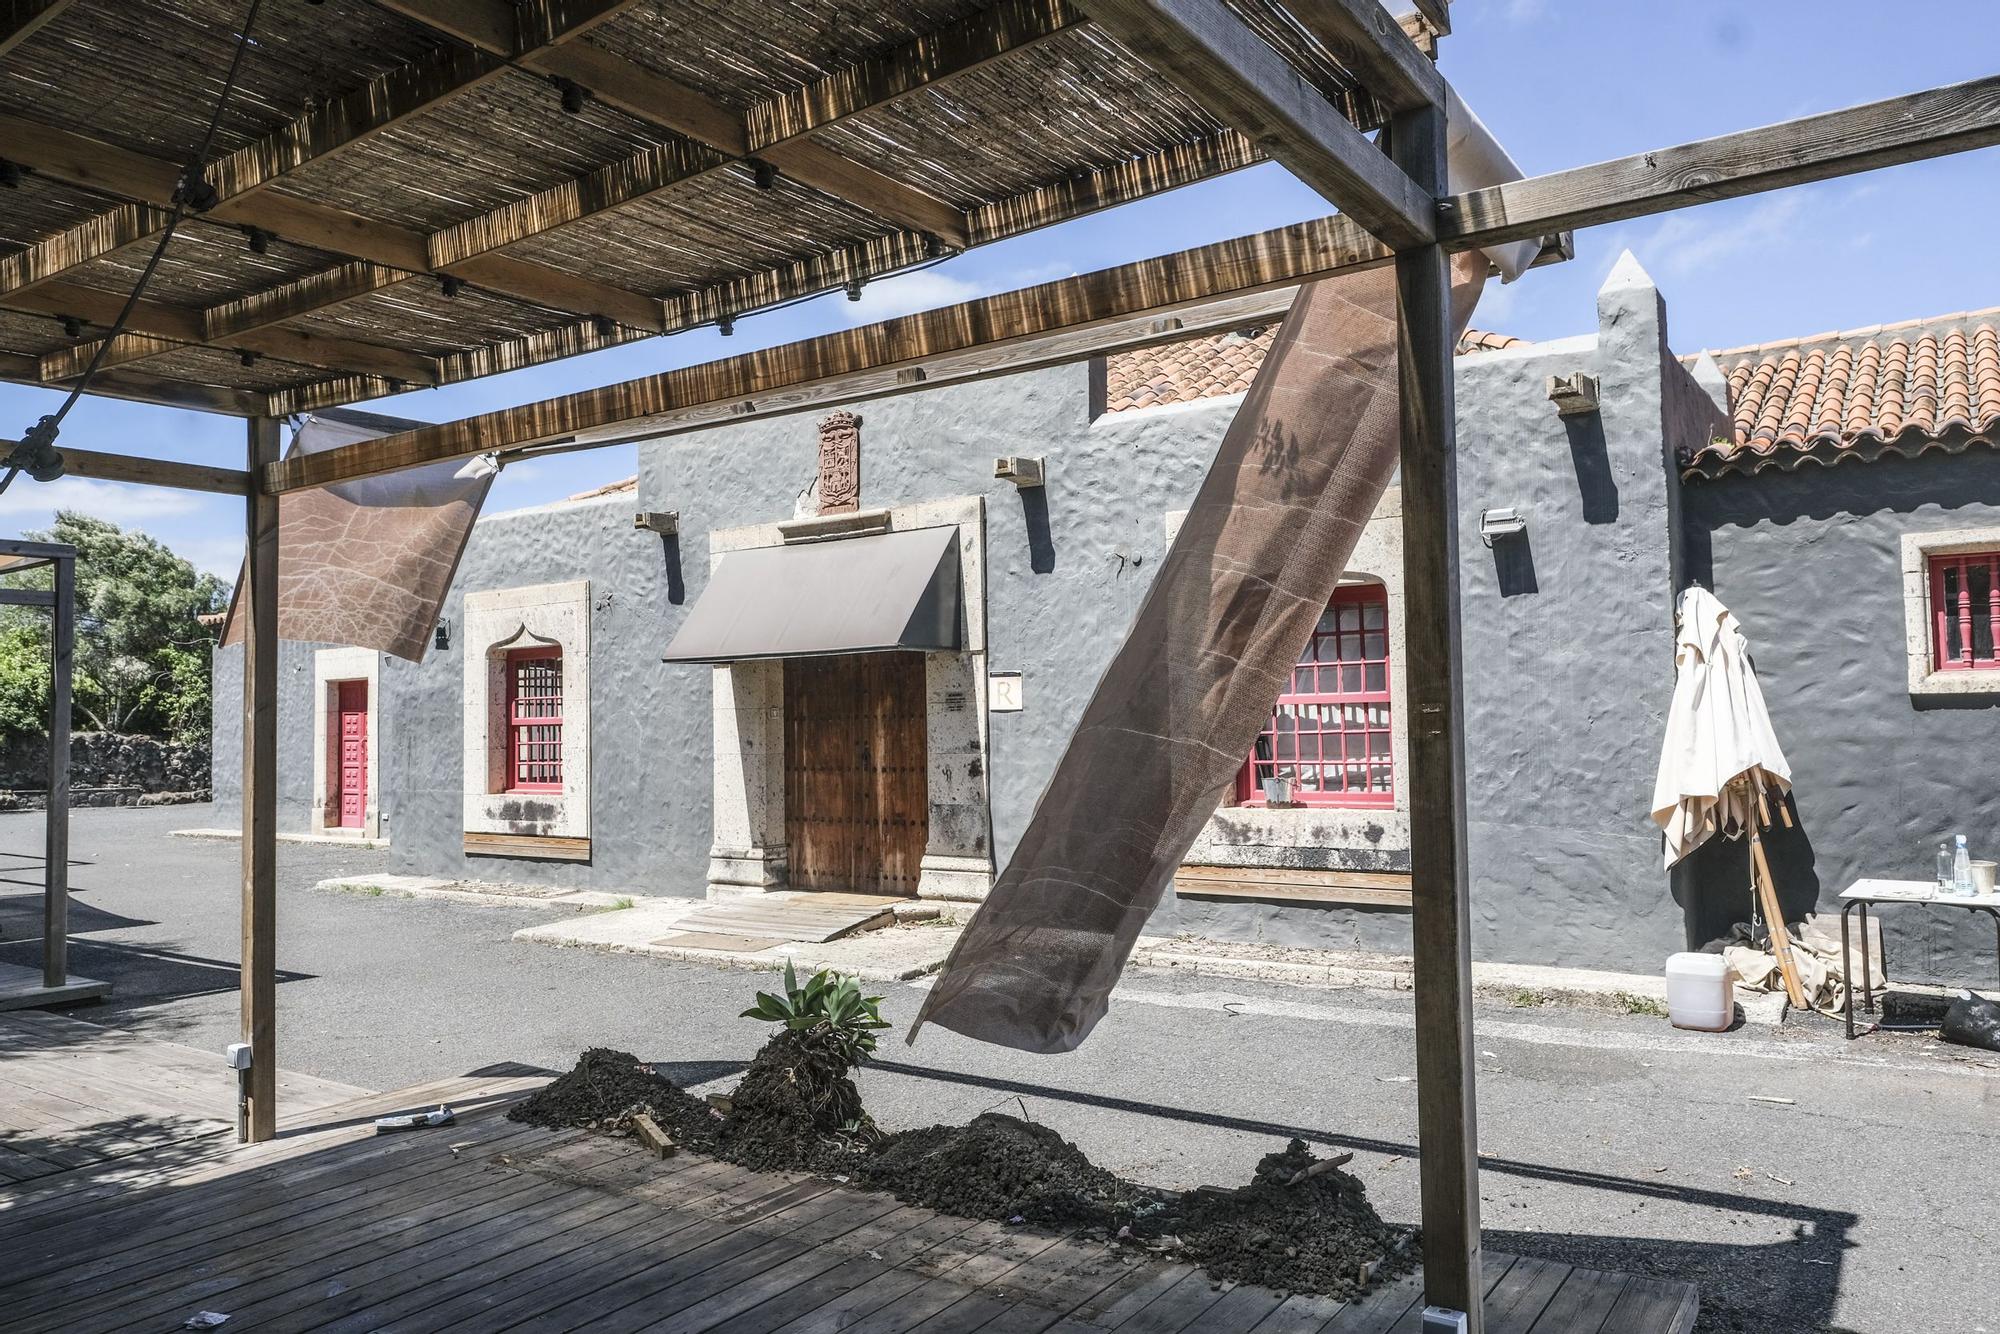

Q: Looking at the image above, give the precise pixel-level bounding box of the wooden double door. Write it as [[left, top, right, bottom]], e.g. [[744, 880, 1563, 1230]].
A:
[[783, 653, 928, 896]]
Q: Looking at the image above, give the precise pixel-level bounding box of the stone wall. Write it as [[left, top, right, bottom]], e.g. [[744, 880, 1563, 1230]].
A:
[[0, 730, 210, 806]]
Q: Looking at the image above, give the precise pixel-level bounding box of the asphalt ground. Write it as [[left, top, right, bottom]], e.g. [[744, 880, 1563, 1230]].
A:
[[3, 804, 1995, 1334]]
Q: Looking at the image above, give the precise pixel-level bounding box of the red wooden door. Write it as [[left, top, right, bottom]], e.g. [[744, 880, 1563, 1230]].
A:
[[336, 681, 368, 829]]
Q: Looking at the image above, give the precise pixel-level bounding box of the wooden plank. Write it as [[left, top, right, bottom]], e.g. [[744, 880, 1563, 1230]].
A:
[[240, 415, 280, 1144], [462, 831, 593, 861], [1174, 866, 1414, 908], [1248, 1289, 1354, 1333], [41, 548, 70, 990], [699, 1210, 985, 1333], [1389, 102, 1482, 1331], [1073, 0, 1434, 248], [1442, 73, 2000, 250], [1484, 1257, 1571, 1334], [1519, 1266, 1628, 1334], [1588, 1276, 1699, 1334]]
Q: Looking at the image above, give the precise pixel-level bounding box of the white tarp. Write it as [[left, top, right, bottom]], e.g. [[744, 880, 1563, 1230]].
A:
[[1650, 585, 1793, 867]]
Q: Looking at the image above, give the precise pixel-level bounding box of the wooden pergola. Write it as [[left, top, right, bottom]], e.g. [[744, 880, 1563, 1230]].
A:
[[3, 1, 1995, 1325]]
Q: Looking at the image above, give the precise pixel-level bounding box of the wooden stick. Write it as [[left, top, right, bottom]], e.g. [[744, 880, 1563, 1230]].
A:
[[1749, 827, 1807, 1009]]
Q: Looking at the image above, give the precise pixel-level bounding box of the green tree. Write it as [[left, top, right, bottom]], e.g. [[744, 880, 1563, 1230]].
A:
[[0, 513, 227, 742]]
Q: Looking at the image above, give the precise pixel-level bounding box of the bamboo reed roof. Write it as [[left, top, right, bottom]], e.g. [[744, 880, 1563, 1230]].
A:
[[0, 0, 1391, 419]]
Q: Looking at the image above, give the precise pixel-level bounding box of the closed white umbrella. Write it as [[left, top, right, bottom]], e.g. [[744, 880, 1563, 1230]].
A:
[[1652, 585, 1806, 1007], [1652, 585, 1792, 867]]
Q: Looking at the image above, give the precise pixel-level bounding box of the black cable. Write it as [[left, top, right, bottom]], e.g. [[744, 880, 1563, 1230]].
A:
[[4, 0, 265, 493]]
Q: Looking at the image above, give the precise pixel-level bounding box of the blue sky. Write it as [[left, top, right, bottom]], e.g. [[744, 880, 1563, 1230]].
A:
[[3, 0, 1994, 580]]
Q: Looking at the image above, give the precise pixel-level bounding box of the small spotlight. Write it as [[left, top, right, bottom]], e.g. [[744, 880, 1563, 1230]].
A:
[[439, 274, 462, 298], [592, 314, 617, 338], [717, 313, 735, 337], [552, 76, 588, 115], [238, 349, 259, 368], [243, 226, 270, 255], [750, 159, 778, 190], [844, 278, 864, 302], [922, 233, 954, 260], [57, 315, 82, 339], [0, 158, 22, 189], [174, 162, 219, 212]]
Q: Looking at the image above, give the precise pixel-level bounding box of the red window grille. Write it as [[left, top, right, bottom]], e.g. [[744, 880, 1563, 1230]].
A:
[[1931, 552, 2000, 671], [1237, 583, 1394, 808], [504, 647, 564, 792]]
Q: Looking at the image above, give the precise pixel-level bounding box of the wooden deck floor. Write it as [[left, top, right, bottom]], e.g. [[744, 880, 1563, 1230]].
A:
[[0, 1013, 1698, 1334]]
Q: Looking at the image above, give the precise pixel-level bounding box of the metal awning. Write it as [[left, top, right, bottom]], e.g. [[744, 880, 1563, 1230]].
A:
[[662, 526, 961, 663]]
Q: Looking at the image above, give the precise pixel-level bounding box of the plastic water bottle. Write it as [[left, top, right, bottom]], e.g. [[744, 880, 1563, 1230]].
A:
[[1954, 835, 1974, 895], [1939, 842, 1956, 890]]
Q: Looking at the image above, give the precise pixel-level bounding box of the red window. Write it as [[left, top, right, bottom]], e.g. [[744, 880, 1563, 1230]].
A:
[[1931, 552, 2000, 671], [1238, 584, 1393, 808], [504, 647, 564, 792]]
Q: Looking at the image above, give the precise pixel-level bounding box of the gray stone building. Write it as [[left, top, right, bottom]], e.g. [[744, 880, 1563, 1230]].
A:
[[214, 254, 2000, 984]]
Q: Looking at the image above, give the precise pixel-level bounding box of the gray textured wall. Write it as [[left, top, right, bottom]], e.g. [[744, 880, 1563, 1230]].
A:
[[1447, 254, 1714, 972], [1680, 451, 2000, 984]]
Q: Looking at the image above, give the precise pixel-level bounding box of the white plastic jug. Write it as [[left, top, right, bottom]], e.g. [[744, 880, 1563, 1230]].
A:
[[1664, 952, 1734, 1032]]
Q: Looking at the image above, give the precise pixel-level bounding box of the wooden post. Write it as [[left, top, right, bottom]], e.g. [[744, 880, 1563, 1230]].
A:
[[42, 552, 72, 990], [1391, 101, 1484, 1331], [241, 415, 281, 1142]]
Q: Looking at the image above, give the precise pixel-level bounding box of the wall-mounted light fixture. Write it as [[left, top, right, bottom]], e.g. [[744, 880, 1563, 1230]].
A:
[[1478, 506, 1527, 547], [993, 455, 1046, 489], [1546, 371, 1600, 417], [434, 618, 451, 651]]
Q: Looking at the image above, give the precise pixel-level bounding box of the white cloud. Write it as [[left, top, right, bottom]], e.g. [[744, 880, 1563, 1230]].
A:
[[1628, 192, 1809, 282], [178, 535, 247, 582], [0, 474, 204, 523], [840, 262, 1078, 324]]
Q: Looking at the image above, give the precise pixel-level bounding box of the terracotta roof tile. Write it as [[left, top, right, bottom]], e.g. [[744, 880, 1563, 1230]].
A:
[[1100, 326, 1523, 414], [1688, 307, 2000, 477], [564, 475, 638, 501]]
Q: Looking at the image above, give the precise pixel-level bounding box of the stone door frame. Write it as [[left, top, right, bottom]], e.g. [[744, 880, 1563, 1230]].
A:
[[705, 495, 994, 901]]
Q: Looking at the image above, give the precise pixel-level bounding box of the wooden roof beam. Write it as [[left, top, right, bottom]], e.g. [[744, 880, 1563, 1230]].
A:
[[0, 18, 669, 322], [0, 0, 79, 61], [378, 0, 972, 248], [1279, 0, 1443, 115], [30, 445, 251, 495], [1073, 0, 1436, 249], [265, 211, 1400, 488], [4, 278, 441, 387], [267, 127, 1269, 416], [1441, 72, 2000, 249]]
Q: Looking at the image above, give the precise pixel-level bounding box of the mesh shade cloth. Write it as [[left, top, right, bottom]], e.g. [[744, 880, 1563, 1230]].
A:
[[222, 410, 492, 663], [912, 257, 1488, 1054]]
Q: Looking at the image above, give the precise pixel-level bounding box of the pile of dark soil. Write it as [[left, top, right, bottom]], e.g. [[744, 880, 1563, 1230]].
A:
[[1154, 1139, 1412, 1298], [517, 1052, 1406, 1299], [507, 1047, 720, 1152], [862, 1112, 1168, 1231], [714, 1030, 876, 1174]]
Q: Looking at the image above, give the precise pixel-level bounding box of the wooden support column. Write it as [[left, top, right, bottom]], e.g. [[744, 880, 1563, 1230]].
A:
[[42, 553, 72, 990], [240, 416, 281, 1143], [1391, 102, 1484, 1330]]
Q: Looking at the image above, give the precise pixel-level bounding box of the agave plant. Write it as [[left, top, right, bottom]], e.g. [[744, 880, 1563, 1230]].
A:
[[740, 961, 892, 1067]]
